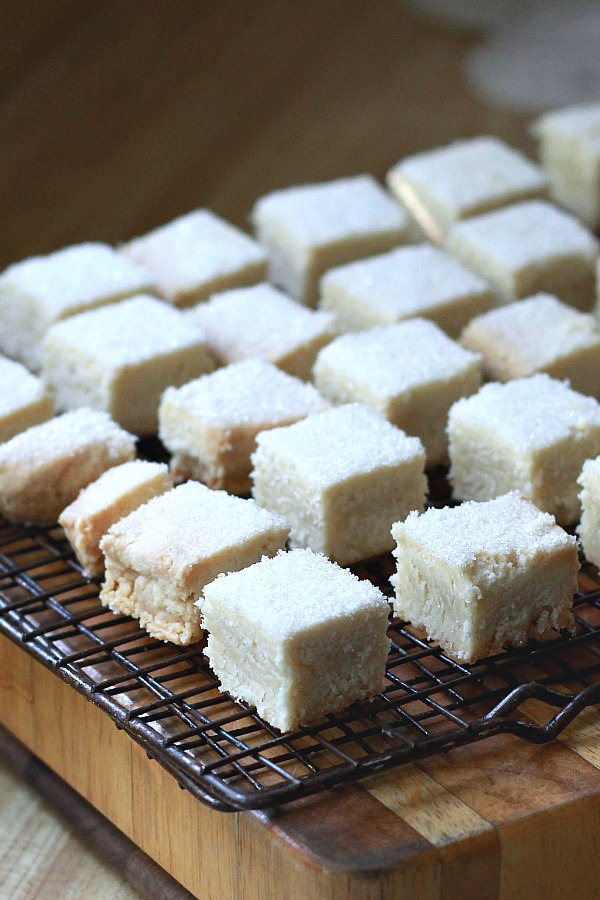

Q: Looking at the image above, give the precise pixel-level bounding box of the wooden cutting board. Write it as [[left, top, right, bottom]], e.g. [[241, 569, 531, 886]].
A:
[[2, 631, 600, 899]]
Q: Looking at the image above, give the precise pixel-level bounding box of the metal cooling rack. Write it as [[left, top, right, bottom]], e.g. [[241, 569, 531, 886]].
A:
[[2, 507, 600, 813]]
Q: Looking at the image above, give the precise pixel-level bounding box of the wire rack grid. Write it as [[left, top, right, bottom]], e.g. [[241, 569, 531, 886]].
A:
[[2, 506, 600, 813]]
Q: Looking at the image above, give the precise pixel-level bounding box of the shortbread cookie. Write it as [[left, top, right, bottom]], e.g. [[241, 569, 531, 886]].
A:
[[159, 359, 328, 494], [0, 242, 157, 370], [577, 456, 600, 568], [189, 283, 336, 379], [319, 243, 492, 336], [99, 481, 289, 645], [313, 318, 481, 466], [0, 409, 135, 524], [533, 103, 600, 229], [59, 460, 172, 577], [202, 549, 391, 731], [251, 403, 426, 565], [448, 374, 600, 525], [42, 295, 215, 435], [0, 356, 54, 442], [121, 209, 268, 306], [386, 137, 548, 241], [460, 293, 600, 397], [447, 200, 599, 310], [252, 175, 411, 306], [390, 492, 578, 663]]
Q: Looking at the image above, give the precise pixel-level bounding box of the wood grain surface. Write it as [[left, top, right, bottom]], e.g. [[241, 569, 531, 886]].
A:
[[4, 630, 600, 899], [0, 2, 583, 897]]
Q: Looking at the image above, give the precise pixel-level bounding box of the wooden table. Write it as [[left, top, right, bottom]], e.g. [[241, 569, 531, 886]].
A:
[[2, 3, 598, 897]]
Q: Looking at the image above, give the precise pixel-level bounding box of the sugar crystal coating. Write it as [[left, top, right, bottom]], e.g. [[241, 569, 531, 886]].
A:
[[396, 492, 572, 569], [314, 318, 481, 464], [121, 208, 268, 306], [189, 283, 336, 378], [253, 402, 424, 488], [319, 243, 491, 334], [44, 294, 210, 367], [202, 548, 389, 639], [202, 548, 391, 730], [100, 481, 289, 587], [253, 175, 409, 246], [450, 373, 600, 452], [0, 408, 136, 524], [42, 295, 215, 434], [59, 460, 172, 577], [387, 137, 548, 234], [447, 200, 599, 309], [390, 492, 578, 662], [252, 174, 411, 306], [460, 293, 600, 394], [0, 242, 157, 318], [160, 359, 327, 429], [0, 242, 158, 370]]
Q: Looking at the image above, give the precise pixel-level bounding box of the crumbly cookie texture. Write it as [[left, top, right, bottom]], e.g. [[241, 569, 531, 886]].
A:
[[202, 549, 391, 731], [448, 373, 600, 526], [188, 283, 337, 380], [313, 318, 481, 466], [577, 456, 600, 568], [0, 242, 157, 371], [533, 103, 600, 230], [59, 460, 172, 577], [252, 174, 411, 307], [446, 200, 599, 310], [319, 243, 492, 337], [390, 492, 579, 663], [0, 355, 54, 442], [460, 293, 600, 398], [251, 402, 426, 566], [158, 358, 328, 495], [99, 481, 289, 645], [42, 294, 215, 435], [0, 408, 136, 524], [386, 137, 548, 240], [120, 208, 268, 307]]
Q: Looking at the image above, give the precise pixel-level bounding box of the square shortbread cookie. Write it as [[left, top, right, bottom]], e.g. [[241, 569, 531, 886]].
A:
[[42, 295, 215, 435], [533, 103, 600, 229], [319, 243, 492, 337], [158, 358, 328, 495], [0, 356, 54, 443], [202, 549, 391, 732], [448, 374, 600, 526], [189, 283, 337, 380], [59, 460, 172, 577], [120, 208, 268, 307], [578, 455, 600, 567], [251, 403, 426, 565], [390, 492, 578, 663], [0, 242, 157, 371], [313, 318, 481, 466], [0, 408, 136, 524], [446, 200, 599, 310], [251, 174, 411, 307], [386, 137, 548, 241], [99, 481, 289, 645], [460, 293, 600, 398]]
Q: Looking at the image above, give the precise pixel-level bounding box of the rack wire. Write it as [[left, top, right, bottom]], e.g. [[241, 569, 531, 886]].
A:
[[2, 502, 600, 812]]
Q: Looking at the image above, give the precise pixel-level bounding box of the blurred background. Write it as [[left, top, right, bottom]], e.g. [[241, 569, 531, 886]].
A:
[[2, 0, 576, 270], [4, 0, 600, 268]]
